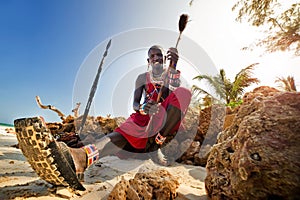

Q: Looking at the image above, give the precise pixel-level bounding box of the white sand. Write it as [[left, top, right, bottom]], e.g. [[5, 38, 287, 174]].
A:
[[0, 126, 207, 199]]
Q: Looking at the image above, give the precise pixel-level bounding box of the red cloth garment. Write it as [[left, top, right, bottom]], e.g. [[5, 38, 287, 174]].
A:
[[115, 72, 191, 149]]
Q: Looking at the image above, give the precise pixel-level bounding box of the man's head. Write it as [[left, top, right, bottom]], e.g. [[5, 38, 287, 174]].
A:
[[147, 45, 165, 71]]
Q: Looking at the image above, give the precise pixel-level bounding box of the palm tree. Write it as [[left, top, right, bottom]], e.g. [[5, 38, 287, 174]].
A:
[[275, 76, 297, 92], [192, 63, 260, 105]]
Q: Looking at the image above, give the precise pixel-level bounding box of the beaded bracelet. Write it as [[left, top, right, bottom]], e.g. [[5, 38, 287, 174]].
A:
[[139, 103, 147, 115], [168, 70, 181, 79], [169, 84, 179, 91], [169, 78, 180, 86], [168, 70, 181, 88], [155, 132, 166, 145], [81, 144, 99, 167]]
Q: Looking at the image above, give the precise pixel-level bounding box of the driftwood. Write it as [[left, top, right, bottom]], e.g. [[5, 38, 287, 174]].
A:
[[35, 96, 66, 121], [72, 102, 81, 117]]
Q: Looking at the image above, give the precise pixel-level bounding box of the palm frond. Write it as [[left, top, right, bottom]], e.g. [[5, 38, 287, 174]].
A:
[[275, 75, 297, 91], [232, 63, 260, 97], [192, 64, 260, 105], [191, 85, 211, 97]]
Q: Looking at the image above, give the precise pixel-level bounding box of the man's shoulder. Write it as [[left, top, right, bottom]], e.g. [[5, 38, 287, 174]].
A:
[[138, 71, 148, 76], [137, 72, 148, 80]]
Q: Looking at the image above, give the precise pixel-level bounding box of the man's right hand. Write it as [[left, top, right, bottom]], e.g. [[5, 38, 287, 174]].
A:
[[167, 47, 178, 69], [143, 100, 160, 115]]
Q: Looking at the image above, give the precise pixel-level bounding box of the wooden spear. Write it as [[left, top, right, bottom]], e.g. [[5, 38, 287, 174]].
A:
[[78, 39, 112, 135]]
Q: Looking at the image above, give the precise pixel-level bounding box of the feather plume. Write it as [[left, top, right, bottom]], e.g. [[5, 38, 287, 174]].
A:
[[175, 14, 189, 48], [179, 14, 189, 33]]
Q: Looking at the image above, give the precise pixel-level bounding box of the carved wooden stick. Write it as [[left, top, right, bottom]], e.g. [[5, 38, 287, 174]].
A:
[[35, 96, 66, 121]]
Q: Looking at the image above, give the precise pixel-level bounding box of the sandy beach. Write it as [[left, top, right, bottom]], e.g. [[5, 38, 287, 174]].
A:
[[0, 125, 207, 199]]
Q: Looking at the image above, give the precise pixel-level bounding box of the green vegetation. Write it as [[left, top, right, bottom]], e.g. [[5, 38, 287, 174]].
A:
[[192, 63, 259, 108]]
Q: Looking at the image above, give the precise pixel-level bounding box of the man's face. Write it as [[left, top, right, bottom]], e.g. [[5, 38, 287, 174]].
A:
[[148, 48, 164, 70]]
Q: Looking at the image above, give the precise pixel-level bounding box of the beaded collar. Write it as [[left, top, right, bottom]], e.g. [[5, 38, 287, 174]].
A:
[[149, 69, 166, 85]]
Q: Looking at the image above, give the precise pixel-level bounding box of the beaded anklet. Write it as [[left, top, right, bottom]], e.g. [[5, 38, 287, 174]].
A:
[[155, 132, 166, 145], [81, 144, 99, 167]]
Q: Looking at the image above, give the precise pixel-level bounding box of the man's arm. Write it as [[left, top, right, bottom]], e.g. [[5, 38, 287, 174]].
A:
[[167, 48, 181, 91], [133, 73, 146, 112]]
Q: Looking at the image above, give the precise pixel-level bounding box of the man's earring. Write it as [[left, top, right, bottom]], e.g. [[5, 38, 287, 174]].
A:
[[147, 63, 150, 70]]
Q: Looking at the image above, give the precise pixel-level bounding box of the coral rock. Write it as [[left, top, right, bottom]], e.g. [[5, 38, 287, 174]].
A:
[[108, 169, 179, 200], [205, 92, 300, 199]]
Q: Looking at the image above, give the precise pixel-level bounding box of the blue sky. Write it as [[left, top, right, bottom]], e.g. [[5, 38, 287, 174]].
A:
[[0, 0, 190, 124], [0, 0, 299, 124]]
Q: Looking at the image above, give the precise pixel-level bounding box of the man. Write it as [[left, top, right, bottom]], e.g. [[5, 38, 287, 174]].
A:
[[71, 45, 192, 180]]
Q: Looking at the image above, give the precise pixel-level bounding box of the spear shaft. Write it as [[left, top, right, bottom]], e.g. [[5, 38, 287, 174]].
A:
[[78, 39, 112, 135]]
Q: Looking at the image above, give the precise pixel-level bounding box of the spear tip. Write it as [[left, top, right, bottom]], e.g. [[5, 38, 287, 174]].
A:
[[106, 39, 112, 49]]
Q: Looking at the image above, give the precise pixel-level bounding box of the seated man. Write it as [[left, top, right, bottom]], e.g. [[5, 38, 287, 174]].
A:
[[70, 45, 192, 180]]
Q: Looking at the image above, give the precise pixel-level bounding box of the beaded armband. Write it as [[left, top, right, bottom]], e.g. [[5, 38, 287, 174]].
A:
[[168, 70, 181, 91], [139, 103, 147, 115], [168, 70, 181, 79], [81, 144, 99, 167], [155, 132, 166, 145]]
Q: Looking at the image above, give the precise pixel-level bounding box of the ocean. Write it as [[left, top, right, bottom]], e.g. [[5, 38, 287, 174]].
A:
[[0, 123, 14, 135]]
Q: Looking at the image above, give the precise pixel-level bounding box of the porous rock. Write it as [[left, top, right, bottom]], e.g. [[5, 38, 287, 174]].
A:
[[108, 169, 179, 200], [205, 90, 300, 199]]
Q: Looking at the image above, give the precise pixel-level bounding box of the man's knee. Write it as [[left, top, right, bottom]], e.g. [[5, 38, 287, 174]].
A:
[[107, 131, 127, 147], [173, 87, 192, 110], [174, 87, 191, 99]]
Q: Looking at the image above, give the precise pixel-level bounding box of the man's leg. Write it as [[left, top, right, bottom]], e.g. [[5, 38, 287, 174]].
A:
[[148, 105, 183, 165], [150, 88, 192, 165], [160, 105, 182, 138], [69, 131, 128, 180], [96, 132, 128, 158]]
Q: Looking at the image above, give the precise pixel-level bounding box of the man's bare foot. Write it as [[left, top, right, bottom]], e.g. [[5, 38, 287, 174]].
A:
[[149, 148, 169, 166], [69, 147, 87, 181]]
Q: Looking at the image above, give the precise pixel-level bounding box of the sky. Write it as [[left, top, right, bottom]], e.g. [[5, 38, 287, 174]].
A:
[[0, 0, 299, 124]]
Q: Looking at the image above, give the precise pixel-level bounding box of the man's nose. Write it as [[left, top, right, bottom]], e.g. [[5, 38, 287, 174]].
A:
[[153, 54, 160, 60]]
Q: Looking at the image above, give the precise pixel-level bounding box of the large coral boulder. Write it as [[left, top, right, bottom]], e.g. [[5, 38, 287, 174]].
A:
[[205, 91, 300, 199]]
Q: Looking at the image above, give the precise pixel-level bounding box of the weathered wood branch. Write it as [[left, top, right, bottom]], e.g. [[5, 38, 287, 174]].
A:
[[35, 96, 66, 121], [72, 102, 81, 118]]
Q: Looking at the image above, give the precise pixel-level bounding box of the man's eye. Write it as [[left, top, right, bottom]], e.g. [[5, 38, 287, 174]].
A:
[[150, 53, 163, 58]]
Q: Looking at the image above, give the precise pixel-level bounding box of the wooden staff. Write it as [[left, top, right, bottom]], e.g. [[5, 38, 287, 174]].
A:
[[156, 14, 189, 102], [147, 14, 189, 136]]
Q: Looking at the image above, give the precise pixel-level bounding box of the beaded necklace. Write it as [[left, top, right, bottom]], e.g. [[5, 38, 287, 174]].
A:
[[149, 69, 165, 85], [144, 69, 167, 103]]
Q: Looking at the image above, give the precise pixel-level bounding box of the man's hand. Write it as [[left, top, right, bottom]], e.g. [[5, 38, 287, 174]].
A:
[[167, 47, 178, 68], [143, 100, 160, 115]]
